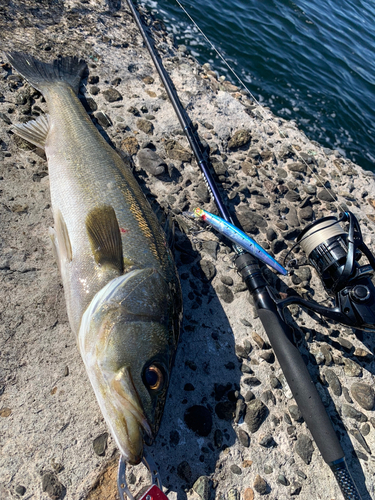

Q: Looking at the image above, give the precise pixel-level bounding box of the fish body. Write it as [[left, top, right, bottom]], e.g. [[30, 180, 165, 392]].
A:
[[8, 53, 182, 464], [186, 207, 288, 275]]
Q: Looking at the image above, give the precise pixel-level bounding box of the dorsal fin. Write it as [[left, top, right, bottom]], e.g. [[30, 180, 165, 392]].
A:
[[86, 206, 123, 274], [12, 114, 49, 150]]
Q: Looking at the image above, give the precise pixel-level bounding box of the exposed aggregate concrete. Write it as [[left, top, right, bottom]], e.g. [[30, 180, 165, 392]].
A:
[[1, 1, 375, 500]]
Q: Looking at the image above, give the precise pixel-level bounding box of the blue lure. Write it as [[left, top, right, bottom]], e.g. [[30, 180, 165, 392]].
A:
[[185, 207, 288, 276]]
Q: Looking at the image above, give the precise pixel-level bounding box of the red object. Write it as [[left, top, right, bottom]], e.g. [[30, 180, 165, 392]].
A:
[[138, 485, 169, 500]]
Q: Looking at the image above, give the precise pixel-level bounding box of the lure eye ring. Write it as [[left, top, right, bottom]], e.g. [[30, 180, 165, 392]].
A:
[[143, 364, 165, 392]]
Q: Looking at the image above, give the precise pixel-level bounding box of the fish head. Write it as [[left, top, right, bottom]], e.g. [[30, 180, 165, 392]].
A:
[[79, 268, 181, 465]]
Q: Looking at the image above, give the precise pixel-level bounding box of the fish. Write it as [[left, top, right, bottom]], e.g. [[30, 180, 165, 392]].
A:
[[7, 52, 182, 465], [185, 207, 288, 275]]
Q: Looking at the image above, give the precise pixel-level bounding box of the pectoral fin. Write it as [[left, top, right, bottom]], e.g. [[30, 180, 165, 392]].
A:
[[12, 114, 49, 150], [55, 210, 73, 263], [86, 206, 123, 274]]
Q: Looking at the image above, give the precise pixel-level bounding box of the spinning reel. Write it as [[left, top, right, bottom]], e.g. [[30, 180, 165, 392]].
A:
[[281, 211, 375, 331]]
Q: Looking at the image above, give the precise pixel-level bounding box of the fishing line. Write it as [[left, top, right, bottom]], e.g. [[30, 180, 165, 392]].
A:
[[170, 0, 347, 214]]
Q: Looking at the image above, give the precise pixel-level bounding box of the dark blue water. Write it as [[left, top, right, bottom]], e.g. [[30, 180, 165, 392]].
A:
[[142, 0, 375, 171]]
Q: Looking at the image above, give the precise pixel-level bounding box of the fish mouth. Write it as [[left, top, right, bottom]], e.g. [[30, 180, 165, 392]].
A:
[[109, 366, 153, 465]]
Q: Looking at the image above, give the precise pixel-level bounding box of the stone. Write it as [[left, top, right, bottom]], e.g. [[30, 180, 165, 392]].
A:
[[288, 162, 306, 173], [253, 475, 267, 495], [341, 404, 368, 422], [350, 428, 371, 454], [92, 432, 108, 456], [164, 139, 192, 162], [234, 398, 246, 423], [317, 189, 336, 202], [217, 284, 234, 303], [294, 434, 314, 464], [192, 476, 211, 500], [184, 406, 212, 436], [243, 488, 254, 500], [228, 129, 251, 149], [230, 464, 242, 475], [215, 400, 236, 421], [299, 206, 314, 220], [195, 183, 210, 203], [244, 399, 268, 433], [238, 428, 250, 447], [177, 461, 192, 484], [102, 87, 122, 102], [42, 473, 65, 500], [259, 434, 275, 448], [277, 474, 289, 486], [121, 136, 139, 155], [290, 482, 302, 496], [235, 209, 267, 234], [350, 382, 375, 410], [324, 369, 342, 396], [137, 148, 165, 175], [343, 358, 362, 377], [285, 190, 301, 202], [243, 377, 261, 387], [220, 275, 234, 286], [94, 111, 112, 128], [15, 485, 26, 496], [289, 404, 303, 422], [136, 119, 154, 135], [252, 332, 268, 349]]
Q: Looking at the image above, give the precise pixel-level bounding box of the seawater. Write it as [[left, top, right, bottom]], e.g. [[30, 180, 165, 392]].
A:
[[142, 0, 375, 172]]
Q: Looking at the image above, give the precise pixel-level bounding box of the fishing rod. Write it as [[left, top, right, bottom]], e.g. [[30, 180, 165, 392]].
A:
[[124, 1, 370, 499]]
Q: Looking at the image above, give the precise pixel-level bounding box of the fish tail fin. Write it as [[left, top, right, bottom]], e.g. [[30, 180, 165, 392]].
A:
[[6, 52, 87, 94]]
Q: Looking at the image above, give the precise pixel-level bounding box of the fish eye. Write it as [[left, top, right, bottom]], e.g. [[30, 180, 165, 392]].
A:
[[143, 364, 165, 392]]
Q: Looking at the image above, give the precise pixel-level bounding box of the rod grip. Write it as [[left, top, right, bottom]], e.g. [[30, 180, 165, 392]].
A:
[[257, 307, 344, 464]]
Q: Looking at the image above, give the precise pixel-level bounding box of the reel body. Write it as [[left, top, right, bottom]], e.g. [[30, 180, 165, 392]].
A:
[[282, 211, 375, 331]]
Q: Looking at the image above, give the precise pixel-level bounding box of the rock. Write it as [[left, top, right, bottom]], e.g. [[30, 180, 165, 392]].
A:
[[244, 399, 268, 433], [201, 241, 219, 260], [137, 148, 165, 175], [220, 275, 234, 286], [259, 351, 275, 363], [285, 190, 301, 202], [259, 434, 275, 448], [286, 206, 299, 227], [142, 76, 154, 84], [350, 383, 375, 411], [42, 473, 65, 500], [264, 465, 273, 474], [102, 87, 122, 102], [253, 475, 267, 495], [94, 111, 112, 128], [238, 428, 250, 447], [15, 485, 26, 496], [294, 434, 314, 464], [195, 182, 210, 203], [343, 386, 353, 403], [252, 332, 268, 349], [289, 404, 303, 422], [228, 129, 251, 149], [277, 474, 289, 486], [299, 206, 314, 220], [227, 488, 239, 500], [193, 476, 211, 500], [234, 398, 246, 423], [243, 488, 254, 500], [341, 404, 368, 422], [235, 209, 267, 234], [164, 139, 192, 162], [215, 400, 236, 421], [350, 428, 371, 454], [121, 136, 139, 155], [324, 369, 342, 396], [92, 432, 108, 456], [136, 119, 154, 135], [243, 377, 261, 387], [177, 461, 192, 484], [288, 162, 306, 173], [217, 284, 234, 303], [343, 358, 362, 377], [184, 405, 212, 436], [266, 228, 277, 241], [361, 423, 371, 436], [317, 189, 336, 202], [290, 482, 302, 496], [230, 464, 242, 475]]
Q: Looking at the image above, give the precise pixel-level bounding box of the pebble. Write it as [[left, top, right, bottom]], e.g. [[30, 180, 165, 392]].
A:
[[215, 401, 236, 421], [261, 390, 276, 405], [259, 351, 275, 363], [294, 434, 314, 464], [237, 428, 250, 447], [193, 476, 211, 500], [253, 474, 267, 495], [350, 382, 375, 411], [244, 399, 268, 433], [137, 148, 165, 175], [289, 404, 303, 422], [277, 474, 289, 486], [136, 118, 154, 135], [259, 434, 275, 448], [230, 464, 242, 475], [264, 465, 273, 474], [285, 190, 301, 202], [361, 423, 370, 436], [200, 259, 216, 281], [184, 405, 212, 436], [164, 139, 192, 162], [243, 488, 254, 500], [324, 369, 342, 396], [94, 111, 112, 128], [243, 377, 261, 387], [201, 240, 218, 260], [15, 485, 26, 496], [270, 375, 281, 389], [102, 87, 122, 102], [220, 275, 234, 286], [317, 188, 336, 202], [234, 398, 246, 423], [177, 461, 192, 484], [92, 432, 108, 456], [343, 358, 362, 377], [227, 488, 239, 500], [228, 129, 251, 149], [42, 472, 65, 500], [349, 428, 371, 454], [341, 404, 368, 422], [252, 332, 268, 349], [216, 283, 234, 303], [244, 390, 255, 402], [290, 482, 302, 496], [342, 386, 353, 403]]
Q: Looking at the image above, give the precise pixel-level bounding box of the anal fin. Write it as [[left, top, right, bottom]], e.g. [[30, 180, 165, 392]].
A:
[[86, 206, 123, 274], [12, 114, 49, 150]]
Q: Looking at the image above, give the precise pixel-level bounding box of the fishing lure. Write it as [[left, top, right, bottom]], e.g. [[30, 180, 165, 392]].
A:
[[185, 207, 288, 276]]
